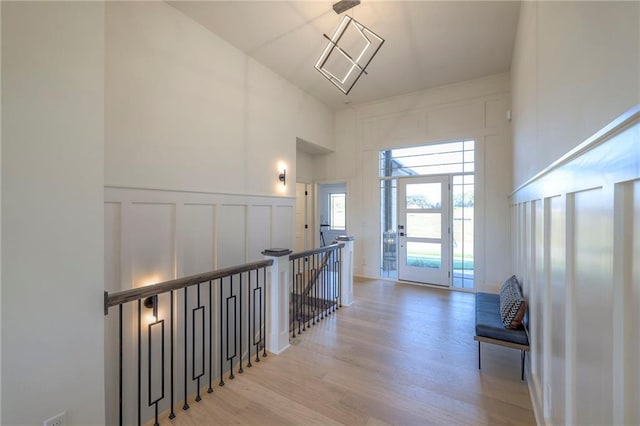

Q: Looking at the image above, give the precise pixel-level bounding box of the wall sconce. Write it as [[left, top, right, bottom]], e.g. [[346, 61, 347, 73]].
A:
[[279, 169, 286, 187], [144, 295, 158, 323]]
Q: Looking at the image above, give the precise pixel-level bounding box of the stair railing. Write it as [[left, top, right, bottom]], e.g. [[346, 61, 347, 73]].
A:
[[289, 242, 343, 337], [104, 260, 271, 426]]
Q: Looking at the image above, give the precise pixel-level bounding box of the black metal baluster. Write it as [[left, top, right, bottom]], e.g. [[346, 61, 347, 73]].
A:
[[147, 297, 164, 426], [169, 291, 176, 419], [262, 267, 267, 358], [254, 268, 261, 362], [320, 251, 331, 318], [332, 250, 336, 310], [337, 248, 342, 310], [320, 253, 325, 318], [247, 271, 252, 368], [208, 281, 214, 393], [305, 258, 309, 329], [325, 251, 330, 316], [183, 287, 189, 410], [137, 299, 141, 426], [318, 253, 323, 321], [311, 253, 322, 321], [331, 250, 336, 312], [291, 258, 296, 338], [302, 258, 307, 329], [118, 305, 123, 426], [297, 260, 302, 336], [320, 253, 324, 320], [227, 276, 236, 379], [325, 251, 329, 317], [307, 257, 312, 327], [328, 250, 332, 314], [292, 259, 302, 337], [219, 278, 224, 387], [332, 249, 336, 312], [300, 259, 304, 331], [328, 250, 332, 313], [292, 258, 296, 335], [239, 273, 243, 374], [192, 284, 204, 402], [305, 257, 310, 327], [338, 249, 342, 309]]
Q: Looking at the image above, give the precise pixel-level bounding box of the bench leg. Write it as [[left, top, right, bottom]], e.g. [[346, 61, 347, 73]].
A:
[[478, 341, 481, 370], [521, 350, 526, 381]]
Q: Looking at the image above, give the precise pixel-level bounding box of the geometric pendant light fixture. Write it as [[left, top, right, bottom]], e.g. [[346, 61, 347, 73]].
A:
[[315, 1, 384, 95]]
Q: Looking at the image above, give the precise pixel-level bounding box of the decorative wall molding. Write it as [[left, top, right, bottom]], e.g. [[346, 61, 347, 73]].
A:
[[105, 187, 295, 293], [511, 104, 640, 425]]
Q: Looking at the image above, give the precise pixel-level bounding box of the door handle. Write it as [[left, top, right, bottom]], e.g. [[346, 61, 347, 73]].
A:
[[399, 232, 405, 237]]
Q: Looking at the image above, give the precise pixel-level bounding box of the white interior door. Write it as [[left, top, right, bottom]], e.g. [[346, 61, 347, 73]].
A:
[[295, 183, 310, 252], [397, 176, 451, 286]]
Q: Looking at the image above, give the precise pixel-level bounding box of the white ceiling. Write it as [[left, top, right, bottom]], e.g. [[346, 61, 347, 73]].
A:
[[169, 1, 521, 110]]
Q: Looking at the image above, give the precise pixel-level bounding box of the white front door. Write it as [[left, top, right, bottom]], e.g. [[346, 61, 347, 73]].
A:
[[397, 176, 451, 286]]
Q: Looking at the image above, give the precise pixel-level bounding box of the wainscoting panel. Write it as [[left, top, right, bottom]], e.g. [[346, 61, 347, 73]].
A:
[[549, 195, 565, 426], [105, 202, 121, 293], [273, 205, 294, 250], [627, 179, 640, 424], [217, 204, 246, 269], [247, 205, 271, 262], [131, 203, 176, 287], [573, 187, 614, 425], [181, 204, 215, 276], [104, 187, 295, 289], [512, 105, 640, 425]]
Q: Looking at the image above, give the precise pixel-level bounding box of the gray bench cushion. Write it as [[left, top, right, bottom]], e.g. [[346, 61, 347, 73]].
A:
[[476, 292, 529, 346]]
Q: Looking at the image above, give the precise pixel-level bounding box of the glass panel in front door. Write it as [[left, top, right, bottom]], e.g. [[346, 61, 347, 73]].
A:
[[406, 183, 441, 209], [406, 213, 441, 239]]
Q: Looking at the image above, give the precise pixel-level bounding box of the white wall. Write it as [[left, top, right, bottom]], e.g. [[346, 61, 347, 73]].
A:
[[511, 1, 640, 189], [316, 73, 513, 291], [103, 4, 333, 422], [104, 1, 332, 265], [296, 149, 314, 183], [1, 2, 105, 424], [106, 2, 333, 197], [511, 2, 640, 424]]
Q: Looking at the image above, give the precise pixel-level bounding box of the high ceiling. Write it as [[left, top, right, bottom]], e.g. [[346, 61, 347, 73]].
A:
[[169, 1, 521, 110]]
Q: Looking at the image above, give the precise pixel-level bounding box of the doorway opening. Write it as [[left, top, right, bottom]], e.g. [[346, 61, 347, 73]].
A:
[[295, 183, 312, 252], [318, 182, 347, 247], [380, 140, 474, 288]]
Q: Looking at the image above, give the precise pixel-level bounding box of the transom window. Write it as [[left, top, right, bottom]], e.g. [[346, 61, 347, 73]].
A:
[[379, 140, 474, 177]]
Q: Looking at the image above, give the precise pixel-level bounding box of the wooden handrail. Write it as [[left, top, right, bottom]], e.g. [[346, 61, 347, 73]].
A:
[[104, 259, 273, 314], [289, 242, 344, 261]]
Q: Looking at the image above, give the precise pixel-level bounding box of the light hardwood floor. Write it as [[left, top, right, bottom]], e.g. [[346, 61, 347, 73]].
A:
[[165, 278, 535, 425]]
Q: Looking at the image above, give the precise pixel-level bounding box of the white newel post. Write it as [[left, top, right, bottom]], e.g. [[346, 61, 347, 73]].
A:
[[336, 236, 355, 306], [262, 248, 292, 355]]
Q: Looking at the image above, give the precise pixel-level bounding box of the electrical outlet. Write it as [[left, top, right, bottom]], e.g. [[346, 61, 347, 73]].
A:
[[43, 411, 66, 426]]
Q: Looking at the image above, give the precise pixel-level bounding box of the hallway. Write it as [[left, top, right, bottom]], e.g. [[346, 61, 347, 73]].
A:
[[164, 278, 535, 425]]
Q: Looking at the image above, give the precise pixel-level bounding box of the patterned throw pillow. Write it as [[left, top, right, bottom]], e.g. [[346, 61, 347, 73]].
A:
[[499, 276, 527, 329]]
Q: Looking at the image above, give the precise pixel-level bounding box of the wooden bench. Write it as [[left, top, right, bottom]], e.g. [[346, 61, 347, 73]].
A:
[[474, 292, 529, 380]]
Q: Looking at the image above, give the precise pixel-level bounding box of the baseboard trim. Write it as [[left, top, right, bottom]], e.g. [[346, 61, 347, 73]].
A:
[[528, 372, 547, 426]]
